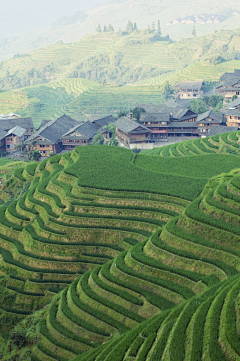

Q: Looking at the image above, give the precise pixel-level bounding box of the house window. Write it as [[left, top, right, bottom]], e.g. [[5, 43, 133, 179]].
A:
[[7, 145, 10, 148]]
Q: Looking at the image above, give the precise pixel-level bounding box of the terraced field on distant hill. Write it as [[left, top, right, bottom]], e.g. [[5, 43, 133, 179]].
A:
[[1, 28, 240, 125], [1, 143, 240, 360]]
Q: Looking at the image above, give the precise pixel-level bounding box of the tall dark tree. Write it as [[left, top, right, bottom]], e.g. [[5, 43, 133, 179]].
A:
[[108, 24, 114, 32], [133, 22, 138, 31], [103, 25, 108, 32], [96, 24, 102, 33], [192, 26, 196, 38], [126, 20, 133, 33], [157, 20, 162, 36], [152, 22, 156, 32]]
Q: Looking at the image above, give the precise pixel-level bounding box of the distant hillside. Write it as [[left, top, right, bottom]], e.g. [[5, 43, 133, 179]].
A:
[[1, 28, 240, 126], [1, 0, 240, 61]]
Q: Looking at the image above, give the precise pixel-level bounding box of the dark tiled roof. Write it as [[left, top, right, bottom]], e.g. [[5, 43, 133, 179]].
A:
[[226, 97, 240, 109], [114, 116, 150, 133], [99, 127, 112, 134], [168, 122, 198, 128], [139, 112, 170, 123], [92, 115, 115, 127], [220, 70, 240, 81], [208, 125, 239, 136], [165, 98, 191, 108], [62, 120, 99, 139], [227, 109, 240, 116], [136, 103, 167, 114], [0, 129, 7, 141], [197, 110, 224, 124], [174, 81, 203, 90], [26, 114, 78, 144], [38, 119, 51, 129], [0, 117, 33, 131]]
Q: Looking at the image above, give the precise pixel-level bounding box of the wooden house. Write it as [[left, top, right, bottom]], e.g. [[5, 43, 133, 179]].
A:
[[139, 112, 170, 140], [196, 110, 226, 136], [226, 110, 240, 127], [114, 117, 151, 146], [5, 126, 26, 152], [167, 122, 199, 138], [173, 81, 203, 99], [217, 70, 240, 99], [61, 121, 100, 150], [25, 115, 79, 156]]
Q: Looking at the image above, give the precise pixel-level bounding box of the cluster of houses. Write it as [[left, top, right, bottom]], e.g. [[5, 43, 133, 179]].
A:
[[1, 70, 240, 154], [0, 113, 113, 156]]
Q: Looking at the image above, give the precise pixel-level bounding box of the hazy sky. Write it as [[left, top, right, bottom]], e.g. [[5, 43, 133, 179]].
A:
[[0, 0, 101, 38]]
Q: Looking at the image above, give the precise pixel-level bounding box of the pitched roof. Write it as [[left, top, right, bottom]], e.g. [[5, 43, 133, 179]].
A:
[[38, 119, 51, 129], [92, 115, 115, 127], [139, 112, 170, 123], [197, 110, 224, 124], [137, 103, 197, 121], [0, 117, 33, 131], [6, 126, 26, 137], [226, 97, 240, 109], [0, 129, 7, 141], [208, 125, 239, 136], [114, 117, 150, 133], [165, 98, 191, 108], [62, 120, 99, 139], [136, 103, 167, 114], [226, 109, 240, 116], [26, 114, 78, 144], [174, 81, 203, 90], [220, 69, 240, 82]]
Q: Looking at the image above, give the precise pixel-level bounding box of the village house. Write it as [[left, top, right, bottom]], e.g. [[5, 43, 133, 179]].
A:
[[226, 109, 240, 127], [164, 98, 191, 108], [217, 70, 240, 99], [114, 117, 151, 146], [196, 110, 226, 136], [139, 112, 170, 141], [0, 117, 34, 140], [61, 121, 100, 151], [25, 115, 79, 156], [167, 122, 199, 138], [173, 81, 203, 99], [5, 126, 26, 152]]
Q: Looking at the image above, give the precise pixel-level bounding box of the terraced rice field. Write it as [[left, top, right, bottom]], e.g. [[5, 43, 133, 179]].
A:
[[28, 152, 240, 361], [1, 145, 240, 360], [142, 129, 240, 158]]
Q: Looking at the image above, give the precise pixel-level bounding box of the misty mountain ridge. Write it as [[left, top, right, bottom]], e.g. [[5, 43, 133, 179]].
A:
[[1, 0, 240, 62]]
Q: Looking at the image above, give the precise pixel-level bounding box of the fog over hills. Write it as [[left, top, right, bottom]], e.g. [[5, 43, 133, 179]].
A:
[[1, 0, 240, 61]]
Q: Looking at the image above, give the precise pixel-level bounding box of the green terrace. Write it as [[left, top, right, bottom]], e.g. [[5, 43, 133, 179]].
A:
[[30, 165, 240, 361]]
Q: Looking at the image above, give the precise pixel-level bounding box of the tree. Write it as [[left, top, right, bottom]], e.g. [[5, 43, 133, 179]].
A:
[[117, 110, 127, 118], [157, 20, 162, 37], [163, 81, 173, 99], [95, 24, 102, 33], [152, 22, 156, 32], [133, 22, 138, 31], [232, 94, 238, 101], [132, 107, 146, 122], [108, 24, 114, 32], [103, 25, 108, 32], [92, 132, 104, 145], [189, 99, 207, 114], [108, 138, 118, 146], [126, 20, 133, 33], [15, 140, 24, 152], [23, 140, 40, 161], [192, 26, 196, 38]]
